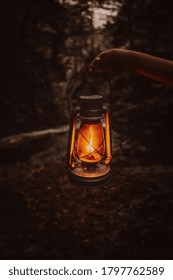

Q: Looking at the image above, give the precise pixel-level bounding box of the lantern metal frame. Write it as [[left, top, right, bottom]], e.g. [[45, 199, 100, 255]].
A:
[[66, 73, 112, 186]]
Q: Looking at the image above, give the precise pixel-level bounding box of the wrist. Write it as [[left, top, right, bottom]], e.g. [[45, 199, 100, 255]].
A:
[[111, 48, 133, 72]]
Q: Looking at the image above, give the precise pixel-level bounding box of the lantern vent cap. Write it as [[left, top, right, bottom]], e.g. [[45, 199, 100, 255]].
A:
[[79, 95, 104, 121], [80, 95, 103, 101]]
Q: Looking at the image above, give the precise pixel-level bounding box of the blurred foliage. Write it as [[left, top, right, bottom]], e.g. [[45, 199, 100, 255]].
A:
[[0, 0, 95, 136], [0, 0, 173, 140], [108, 0, 173, 57], [105, 0, 173, 162]]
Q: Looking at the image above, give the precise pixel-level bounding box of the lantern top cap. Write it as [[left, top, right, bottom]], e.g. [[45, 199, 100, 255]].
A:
[[80, 95, 103, 101], [79, 95, 104, 121]]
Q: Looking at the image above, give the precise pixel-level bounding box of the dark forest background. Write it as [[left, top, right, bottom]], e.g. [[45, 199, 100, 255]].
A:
[[0, 0, 173, 260], [1, 0, 173, 138]]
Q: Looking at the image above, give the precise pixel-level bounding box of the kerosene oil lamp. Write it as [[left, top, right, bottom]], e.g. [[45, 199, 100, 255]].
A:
[[66, 93, 112, 186]]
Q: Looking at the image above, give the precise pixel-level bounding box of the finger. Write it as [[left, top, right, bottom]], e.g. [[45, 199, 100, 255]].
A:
[[95, 56, 101, 61], [88, 68, 102, 75], [89, 54, 103, 68]]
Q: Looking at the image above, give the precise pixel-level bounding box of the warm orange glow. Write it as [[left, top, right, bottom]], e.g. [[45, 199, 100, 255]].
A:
[[105, 111, 112, 165], [76, 122, 105, 162], [69, 115, 76, 167]]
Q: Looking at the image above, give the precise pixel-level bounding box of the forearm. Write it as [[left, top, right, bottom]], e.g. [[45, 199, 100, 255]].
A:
[[89, 48, 173, 86], [126, 50, 173, 86]]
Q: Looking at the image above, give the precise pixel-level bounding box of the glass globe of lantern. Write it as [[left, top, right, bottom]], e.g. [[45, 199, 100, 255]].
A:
[[67, 95, 112, 186]]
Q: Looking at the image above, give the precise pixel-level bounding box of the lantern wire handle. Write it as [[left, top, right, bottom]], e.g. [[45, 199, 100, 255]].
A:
[[66, 71, 88, 116], [66, 70, 113, 116]]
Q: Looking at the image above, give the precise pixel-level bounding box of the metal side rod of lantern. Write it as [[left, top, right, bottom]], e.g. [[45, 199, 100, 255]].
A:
[[66, 75, 112, 186]]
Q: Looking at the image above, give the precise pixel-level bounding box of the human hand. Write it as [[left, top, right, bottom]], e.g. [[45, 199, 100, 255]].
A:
[[88, 48, 129, 80]]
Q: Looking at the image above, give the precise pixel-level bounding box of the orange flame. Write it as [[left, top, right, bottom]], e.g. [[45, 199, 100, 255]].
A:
[[76, 122, 105, 162]]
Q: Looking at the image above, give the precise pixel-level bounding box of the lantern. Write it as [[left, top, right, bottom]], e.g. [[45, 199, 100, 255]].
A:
[[66, 95, 112, 186]]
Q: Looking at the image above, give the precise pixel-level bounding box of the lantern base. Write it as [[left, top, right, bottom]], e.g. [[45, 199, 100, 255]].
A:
[[69, 163, 111, 186]]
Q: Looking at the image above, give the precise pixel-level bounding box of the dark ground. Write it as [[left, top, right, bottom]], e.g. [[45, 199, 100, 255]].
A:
[[0, 96, 173, 260]]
